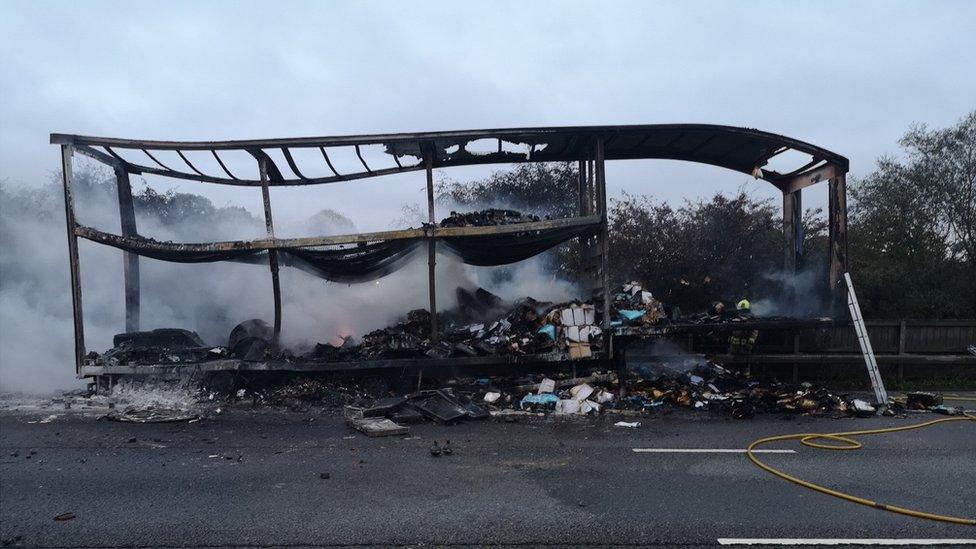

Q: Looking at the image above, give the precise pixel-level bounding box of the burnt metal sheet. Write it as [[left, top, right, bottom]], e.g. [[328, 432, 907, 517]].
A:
[[50, 124, 848, 188], [406, 390, 470, 424]]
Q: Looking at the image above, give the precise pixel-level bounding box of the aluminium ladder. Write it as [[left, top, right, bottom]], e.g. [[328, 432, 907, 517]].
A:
[[844, 272, 889, 405]]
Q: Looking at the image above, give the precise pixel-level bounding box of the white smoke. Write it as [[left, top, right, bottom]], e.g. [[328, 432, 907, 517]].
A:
[[0, 170, 581, 393], [750, 267, 826, 317]]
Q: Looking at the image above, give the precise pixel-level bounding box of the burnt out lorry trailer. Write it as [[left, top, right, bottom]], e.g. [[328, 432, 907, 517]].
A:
[[50, 124, 850, 388]]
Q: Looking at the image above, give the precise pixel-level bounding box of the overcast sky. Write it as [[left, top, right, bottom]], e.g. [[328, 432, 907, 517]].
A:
[[2, 0, 974, 233]]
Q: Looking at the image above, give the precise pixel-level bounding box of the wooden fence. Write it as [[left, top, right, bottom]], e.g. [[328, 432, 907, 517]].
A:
[[628, 320, 976, 383]]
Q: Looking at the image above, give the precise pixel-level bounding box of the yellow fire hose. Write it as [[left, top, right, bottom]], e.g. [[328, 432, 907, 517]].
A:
[[747, 399, 976, 526]]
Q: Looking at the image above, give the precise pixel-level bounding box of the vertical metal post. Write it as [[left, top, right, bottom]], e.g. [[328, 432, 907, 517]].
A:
[[114, 166, 140, 332], [258, 158, 282, 350], [783, 191, 795, 273], [782, 189, 803, 273], [577, 159, 586, 216], [793, 189, 803, 270], [897, 319, 907, 382], [595, 138, 610, 330], [425, 153, 438, 341], [898, 320, 907, 355], [60, 145, 85, 375], [576, 159, 588, 280], [586, 160, 594, 215], [828, 173, 848, 313]]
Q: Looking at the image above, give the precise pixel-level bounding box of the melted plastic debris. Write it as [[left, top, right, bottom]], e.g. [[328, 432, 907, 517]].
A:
[[101, 407, 199, 423], [99, 381, 203, 423], [27, 414, 60, 424]]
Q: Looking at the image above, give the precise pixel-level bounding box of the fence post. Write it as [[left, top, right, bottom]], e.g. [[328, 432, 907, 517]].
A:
[[898, 320, 907, 381]]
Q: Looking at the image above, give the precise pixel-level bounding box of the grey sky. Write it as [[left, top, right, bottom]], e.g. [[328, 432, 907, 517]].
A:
[[2, 0, 974, 232]]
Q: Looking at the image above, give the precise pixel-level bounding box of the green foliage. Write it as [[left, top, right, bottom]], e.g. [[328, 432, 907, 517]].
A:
[[437, 162, 578, 219], [901, 111, 976, 261], [436, 162, 581, 278], [134, 186, 255, 228], [848, 111, 976, 318], [609, 191, 785, 311], [305, 209, 357, 234]]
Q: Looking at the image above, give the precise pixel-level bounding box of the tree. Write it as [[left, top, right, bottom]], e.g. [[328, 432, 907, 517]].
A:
[[434, 162, 826, 311], [899, 111, 976, 262], [435, 162, 582, 278], [608, 191, 787, 311], [436, 162, 578, 219], [848, 111, 976, 318]]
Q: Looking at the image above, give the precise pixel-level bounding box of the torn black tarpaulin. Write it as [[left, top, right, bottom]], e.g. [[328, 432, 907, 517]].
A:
[[76, 212, 595, 281], [439, 223, 598, 266], [281, 240, 423, 283]]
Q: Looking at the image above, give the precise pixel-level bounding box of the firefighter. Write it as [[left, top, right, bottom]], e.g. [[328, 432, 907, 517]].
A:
[[729, 298, 759, 355]]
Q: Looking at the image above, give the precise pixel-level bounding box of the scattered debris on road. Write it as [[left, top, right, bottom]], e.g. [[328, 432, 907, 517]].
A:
[[37, 270, 974, 426], [429, 440, 454, 456], [347, 417, 409, 437], [102, 407, 199, 423], [906, 391, 942, 409]]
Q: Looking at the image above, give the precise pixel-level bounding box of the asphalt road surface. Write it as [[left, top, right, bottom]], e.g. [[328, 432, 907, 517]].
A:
[[2, 402, 974, 548]]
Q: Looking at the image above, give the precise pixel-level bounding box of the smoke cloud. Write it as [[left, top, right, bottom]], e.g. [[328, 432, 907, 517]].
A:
[[750, 267, 827, 317], [0, 169, 580, 394]]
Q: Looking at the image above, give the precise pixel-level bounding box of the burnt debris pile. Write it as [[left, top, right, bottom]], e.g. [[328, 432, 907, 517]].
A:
[[439, 208, 543, 227], [84, 278, 783, 367], [250, 360, 887, 438], [82, 206, 793, 369], [312, 287, 603, 361], [611, 281, 670, 326], [89, 329, 227, 367], [621, 361, 879, 419]]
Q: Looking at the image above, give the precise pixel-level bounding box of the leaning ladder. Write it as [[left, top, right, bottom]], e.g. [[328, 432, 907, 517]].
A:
[[844, 272, 889, 405]]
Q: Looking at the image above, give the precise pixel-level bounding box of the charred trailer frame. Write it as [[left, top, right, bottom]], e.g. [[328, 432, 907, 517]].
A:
[[50, 124, 849, 377]]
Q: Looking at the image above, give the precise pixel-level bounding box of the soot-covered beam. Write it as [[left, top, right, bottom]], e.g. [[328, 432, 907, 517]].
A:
[[258, 157, 283, 349], [425, 151, 438, 341], [828, 172, 849, 315], [114, 166, 140, 332], [595, 138, 610, 331], [60, 145, 86, 375], [782, 189, 803, 273]]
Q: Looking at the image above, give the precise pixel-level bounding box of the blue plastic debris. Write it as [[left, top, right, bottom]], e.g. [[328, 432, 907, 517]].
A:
[[627, 395, 664, 409], [537, 324, 557, 341], [520, 393, 559, 409], [930, 404, 963, 415], [610, 320, 623, 327], [618, 310, 646, 321]]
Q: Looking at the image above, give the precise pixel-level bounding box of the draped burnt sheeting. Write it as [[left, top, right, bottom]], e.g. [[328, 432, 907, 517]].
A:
[[438, 224, 599, 266], [77, 222, 598, 283], [281, 240, 424, 283]]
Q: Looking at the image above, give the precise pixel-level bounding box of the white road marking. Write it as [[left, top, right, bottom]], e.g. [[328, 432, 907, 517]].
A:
[[717, 539, 976, 546], [632, 448, 795, 454]]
